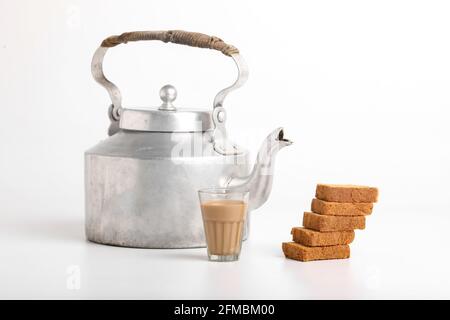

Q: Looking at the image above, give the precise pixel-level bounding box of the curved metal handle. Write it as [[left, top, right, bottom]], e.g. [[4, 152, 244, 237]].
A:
[[91, 30, 248, 122]]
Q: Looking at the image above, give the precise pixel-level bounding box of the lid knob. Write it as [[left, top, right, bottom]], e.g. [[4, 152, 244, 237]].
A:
[[158, 84, 177, 111]]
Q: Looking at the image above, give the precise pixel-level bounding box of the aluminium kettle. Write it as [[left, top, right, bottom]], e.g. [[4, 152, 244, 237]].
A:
[[85, 30, 292, 248]]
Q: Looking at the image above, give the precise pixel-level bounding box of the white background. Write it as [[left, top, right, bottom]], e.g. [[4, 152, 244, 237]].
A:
[[1, 0, 449, 299]]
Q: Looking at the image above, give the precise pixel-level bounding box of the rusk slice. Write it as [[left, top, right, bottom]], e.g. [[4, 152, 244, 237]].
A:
[[311, 198, 373, 216], [303, 212, 365, 232], [315, 184, 378, 203], [291, 227, 355, 246], [282, 242, 350, 262]]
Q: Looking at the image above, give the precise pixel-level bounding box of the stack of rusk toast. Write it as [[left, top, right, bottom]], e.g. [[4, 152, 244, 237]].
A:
[[283, 184, 378, 262]]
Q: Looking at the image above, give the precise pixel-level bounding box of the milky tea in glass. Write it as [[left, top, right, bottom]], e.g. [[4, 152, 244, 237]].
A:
[[198, 189, 249, 262]]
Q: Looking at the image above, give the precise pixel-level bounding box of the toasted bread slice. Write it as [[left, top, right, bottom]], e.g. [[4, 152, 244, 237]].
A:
[[311, 198, 373, 216], [303, 212, 365, 232], [315, 184, 378, 203], [291, 227, 355, 246], [282, 242, 350, 262]]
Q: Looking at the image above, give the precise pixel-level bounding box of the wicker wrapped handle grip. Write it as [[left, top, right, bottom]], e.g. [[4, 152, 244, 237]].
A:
[[101, 30, 239, 57]]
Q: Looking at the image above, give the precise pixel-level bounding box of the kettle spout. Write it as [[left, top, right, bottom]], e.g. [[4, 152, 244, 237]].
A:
[[227, 127, 293, 210]]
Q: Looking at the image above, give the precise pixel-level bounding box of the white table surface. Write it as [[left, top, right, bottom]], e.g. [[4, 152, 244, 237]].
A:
[[1, 206, 449, 300]]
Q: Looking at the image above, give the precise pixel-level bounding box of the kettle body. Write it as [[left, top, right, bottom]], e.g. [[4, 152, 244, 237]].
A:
[[85, 130, 250, 248]]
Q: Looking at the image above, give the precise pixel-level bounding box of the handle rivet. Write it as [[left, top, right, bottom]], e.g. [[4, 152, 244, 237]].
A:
[[217, 110, 226, 123]]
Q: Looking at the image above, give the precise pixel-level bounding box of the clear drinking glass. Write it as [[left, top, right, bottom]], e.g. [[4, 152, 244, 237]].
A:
[[198, 188, 249, 262]]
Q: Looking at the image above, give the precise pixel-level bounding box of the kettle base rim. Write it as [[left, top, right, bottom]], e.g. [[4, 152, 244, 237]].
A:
[[85, 235, 249, 249], [85, 237, 208, 249]]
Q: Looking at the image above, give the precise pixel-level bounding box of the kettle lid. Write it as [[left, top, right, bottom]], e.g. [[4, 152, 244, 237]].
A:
[[119, 85, 213, 132]]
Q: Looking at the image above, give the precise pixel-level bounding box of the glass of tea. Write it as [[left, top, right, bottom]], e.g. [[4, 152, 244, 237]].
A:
[[198, 188, 249, 262]]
